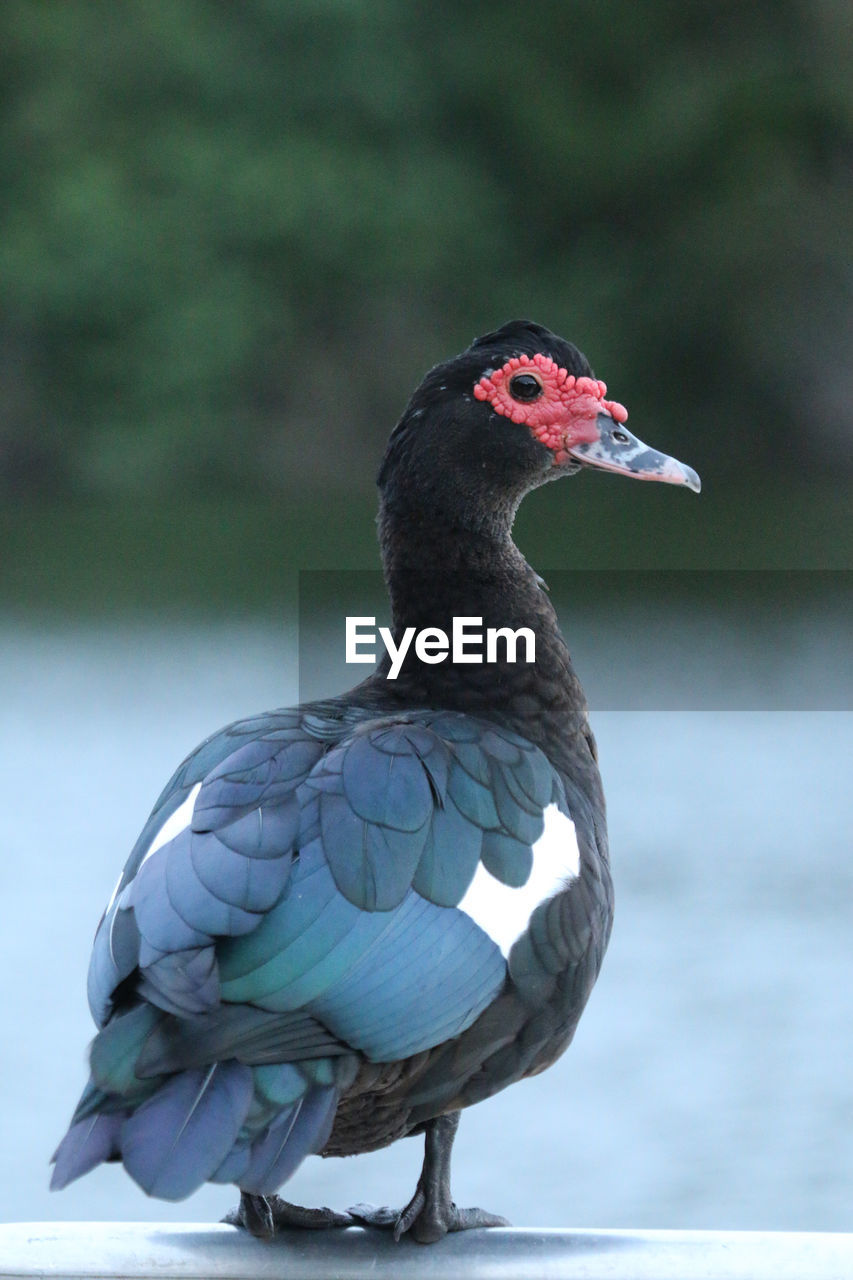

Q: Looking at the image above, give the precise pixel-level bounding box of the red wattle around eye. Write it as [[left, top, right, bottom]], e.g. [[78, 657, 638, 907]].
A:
[[473, 353, 628, 451]]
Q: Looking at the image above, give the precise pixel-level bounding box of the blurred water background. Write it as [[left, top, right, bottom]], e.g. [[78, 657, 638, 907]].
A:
[[1, 0, 851, 1237], [1, 605, 851, 1230]]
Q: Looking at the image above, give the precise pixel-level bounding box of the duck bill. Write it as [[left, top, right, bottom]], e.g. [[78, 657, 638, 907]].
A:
[[569, 414, 701, 492]]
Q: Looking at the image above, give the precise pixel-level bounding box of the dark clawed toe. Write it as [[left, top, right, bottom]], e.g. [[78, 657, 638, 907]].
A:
[[224, 1190, 354, 1238], [267, 1195, 355, 1230], [348, 1202, 402, 1229], [223, 1191, 275, 1240], [449, 1205, 511, 1232], [393, 1188, 427, 1241], [348, 1199, 421, 1241], [406, 1202, 509, 1244], [348, 1194, 508, 1244]]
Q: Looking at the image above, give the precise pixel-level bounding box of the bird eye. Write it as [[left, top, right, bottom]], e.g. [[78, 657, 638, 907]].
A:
[[508, 373, 543, 402], [612, 430, 630, 444]]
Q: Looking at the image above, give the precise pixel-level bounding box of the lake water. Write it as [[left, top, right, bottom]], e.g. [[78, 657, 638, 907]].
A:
[[1, 611, 851, 1231]]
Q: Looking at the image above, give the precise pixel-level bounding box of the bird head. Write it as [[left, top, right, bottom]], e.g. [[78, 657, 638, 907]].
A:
[[379, 320, 699, 531]]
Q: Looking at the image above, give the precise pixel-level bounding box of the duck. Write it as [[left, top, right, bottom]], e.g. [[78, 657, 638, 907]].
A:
[[51, 320, 699, 1244]]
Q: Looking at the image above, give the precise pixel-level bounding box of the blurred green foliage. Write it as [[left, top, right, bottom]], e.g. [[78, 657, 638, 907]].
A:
[[6, 481, 850, 620], [0, 0, 849, 508]]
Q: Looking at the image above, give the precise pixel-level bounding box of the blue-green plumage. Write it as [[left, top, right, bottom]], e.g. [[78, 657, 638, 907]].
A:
[[56, 704, 581, 1201]]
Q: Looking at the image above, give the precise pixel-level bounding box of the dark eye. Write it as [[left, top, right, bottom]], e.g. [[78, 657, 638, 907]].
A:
[[508, 373, 543, 402]]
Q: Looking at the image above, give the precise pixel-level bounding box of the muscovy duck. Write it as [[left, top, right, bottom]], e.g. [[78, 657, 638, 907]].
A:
[[52, 321, 699, 1243]]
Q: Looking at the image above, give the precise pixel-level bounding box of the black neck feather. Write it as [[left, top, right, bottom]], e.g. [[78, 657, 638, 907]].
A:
[[357, 497, 602, 811]]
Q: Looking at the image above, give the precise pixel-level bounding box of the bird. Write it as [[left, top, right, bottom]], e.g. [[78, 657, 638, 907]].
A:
[[51, 320, 700, 1243]]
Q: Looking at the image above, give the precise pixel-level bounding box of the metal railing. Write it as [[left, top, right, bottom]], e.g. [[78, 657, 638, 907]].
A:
[[2, 1222, 852, 1280]]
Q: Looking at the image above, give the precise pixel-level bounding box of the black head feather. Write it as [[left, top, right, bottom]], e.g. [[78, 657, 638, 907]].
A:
[[378, 321, 592, 523]]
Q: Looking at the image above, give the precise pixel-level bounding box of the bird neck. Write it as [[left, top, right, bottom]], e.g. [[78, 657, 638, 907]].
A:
[[369, 498, 598, 787]]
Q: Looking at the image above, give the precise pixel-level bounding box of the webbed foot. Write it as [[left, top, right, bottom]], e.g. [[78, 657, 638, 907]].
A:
[[224, 1191, 354, 1239], [349, 1111, 509, 1244], [350, 1193, 508, 1243]]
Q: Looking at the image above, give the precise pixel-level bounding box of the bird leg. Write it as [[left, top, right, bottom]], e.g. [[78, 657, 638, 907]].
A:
[[349, 1111, 510, 1244], [224, 1191, 354, 1239]]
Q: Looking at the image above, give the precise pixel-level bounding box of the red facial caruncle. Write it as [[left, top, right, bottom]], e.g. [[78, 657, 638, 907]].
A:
[[473, 352, 628, 464]]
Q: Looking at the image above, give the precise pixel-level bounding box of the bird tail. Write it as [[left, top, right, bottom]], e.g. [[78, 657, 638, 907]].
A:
[[50, 1110, 127, 1190], [51, 1060, 341, 1200]]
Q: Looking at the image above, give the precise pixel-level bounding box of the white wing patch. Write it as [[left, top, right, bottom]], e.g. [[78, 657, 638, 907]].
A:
[[458, 802, 580, 957], [104, 782, 204, 917], [138, 782, 202, 870]]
